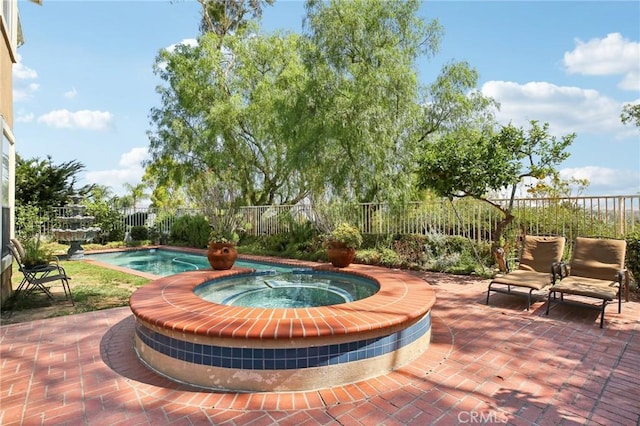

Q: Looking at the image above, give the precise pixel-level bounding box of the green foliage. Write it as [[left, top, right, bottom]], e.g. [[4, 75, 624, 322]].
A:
[[146, 0, 495, 205], [15, 203, 43, 239], [20, 238, 53, 267], [15, 154, 88, 211], [625, 231, 640, 287], [169, 214, 210, 248], [130, 226, 149, 241], [621, 103, 640, 127], [207, 208, 249, 244], [417, 121, 576, 245], [84, 201, 122, 243], [323, 223, 363, 250], [148, 29, 312, 206], [355, 248, 402, 268], [107, 228, 125, 243]]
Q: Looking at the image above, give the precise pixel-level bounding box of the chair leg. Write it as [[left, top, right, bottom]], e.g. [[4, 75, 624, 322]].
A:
[[618, 290, 621, 313], [526, 289, 533, 311], [486, 283, 492, 305], [600, 301, 606, 328], [546, 291, 553, 315], [63, 278, 74, 305]]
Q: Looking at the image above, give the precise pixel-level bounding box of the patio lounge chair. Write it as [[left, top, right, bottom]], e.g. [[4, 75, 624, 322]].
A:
[[7, 238, 73, 305], [487, 235, 565, 310], [546, 237, 627, 328]]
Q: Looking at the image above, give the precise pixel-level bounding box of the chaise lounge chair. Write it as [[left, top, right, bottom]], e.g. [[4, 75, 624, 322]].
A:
[[487, 235, 566, 310], [7, 238, 73, 306], [546, 236, 627, 328]]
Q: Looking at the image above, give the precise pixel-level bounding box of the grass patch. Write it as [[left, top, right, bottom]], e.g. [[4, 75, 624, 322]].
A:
[[3, 259, 150, 323]]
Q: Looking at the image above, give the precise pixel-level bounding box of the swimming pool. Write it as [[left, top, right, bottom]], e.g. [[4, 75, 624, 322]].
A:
[[86, 248, 298, 276]]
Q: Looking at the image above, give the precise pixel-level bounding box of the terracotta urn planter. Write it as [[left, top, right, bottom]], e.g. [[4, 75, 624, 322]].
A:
[[207, 242, 238, 270], [326, 244, 356, 268]]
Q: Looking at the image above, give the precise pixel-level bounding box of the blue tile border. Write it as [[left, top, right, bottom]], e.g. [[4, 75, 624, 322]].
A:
[[135, 312, 431, 370]]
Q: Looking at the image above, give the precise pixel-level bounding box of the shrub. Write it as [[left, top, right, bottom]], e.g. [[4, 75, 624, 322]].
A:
[[130, 226, 149, 241], [169, 214, 210, 248]]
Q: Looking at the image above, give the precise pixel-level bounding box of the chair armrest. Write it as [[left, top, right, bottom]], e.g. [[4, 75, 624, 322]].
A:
[[551, 261, 568, 283]]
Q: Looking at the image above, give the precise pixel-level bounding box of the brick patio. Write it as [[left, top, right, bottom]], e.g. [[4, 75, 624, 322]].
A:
[[1, 271, 638, 425]]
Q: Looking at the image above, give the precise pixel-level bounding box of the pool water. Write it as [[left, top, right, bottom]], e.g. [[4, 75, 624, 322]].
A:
[[86, 249, 297, 276], [194, 271, 379, 308]]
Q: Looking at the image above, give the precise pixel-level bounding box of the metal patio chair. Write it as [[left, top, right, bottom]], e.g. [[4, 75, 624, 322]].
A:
[[546, 236, 627, 328], [7, 238, 73, 305], [487, 235, 566, 310]]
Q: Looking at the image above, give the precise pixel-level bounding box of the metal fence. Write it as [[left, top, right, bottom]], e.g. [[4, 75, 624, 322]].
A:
[[37, 195, 639, 244]]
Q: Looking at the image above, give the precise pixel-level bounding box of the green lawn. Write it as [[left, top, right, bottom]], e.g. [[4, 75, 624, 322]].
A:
[[5, 259, 151, 322]]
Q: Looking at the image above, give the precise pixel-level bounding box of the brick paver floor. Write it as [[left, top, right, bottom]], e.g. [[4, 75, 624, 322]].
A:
[[1, 271, 638, 425]]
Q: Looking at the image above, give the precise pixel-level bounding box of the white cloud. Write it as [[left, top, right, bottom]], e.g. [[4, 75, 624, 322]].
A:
[[563, 32, 640, 91], [13, 54, 39, 102], [37, 109, 114, 131], [560, 166, 640, 195], [481, 80, 628, 137], [13, 82, 40, 102], [84, 147, 149, 196], [119, 147, 149, 169], [165, 38, 198, 53], [13, 54, 38, 80], [16, 112, 34, 123], [64, 87, 78, 99]]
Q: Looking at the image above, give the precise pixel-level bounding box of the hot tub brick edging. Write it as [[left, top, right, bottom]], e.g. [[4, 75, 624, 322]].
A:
[[134, 313, 431, 372], [129, 260, 436, 391]]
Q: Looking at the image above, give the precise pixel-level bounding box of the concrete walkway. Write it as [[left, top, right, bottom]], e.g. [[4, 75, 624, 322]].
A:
[[1, 271, 638, 425]]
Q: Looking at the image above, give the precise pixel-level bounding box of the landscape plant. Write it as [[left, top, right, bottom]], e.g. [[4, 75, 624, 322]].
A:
[[417, 121, 576, 249], [323, 223, 363, 250], [145, 0, 494, 207]]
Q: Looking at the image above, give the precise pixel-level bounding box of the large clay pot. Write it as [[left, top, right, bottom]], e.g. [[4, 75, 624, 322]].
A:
[[326, 246, 356, 268], [207, 242, 238, 270]]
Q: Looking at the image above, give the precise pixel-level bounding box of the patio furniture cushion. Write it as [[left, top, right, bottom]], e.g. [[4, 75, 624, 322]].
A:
[[517, 235, 566, 273], [549, 276, 619, 301], [490, 270, 553, 290], [566, 237, 626, 281]]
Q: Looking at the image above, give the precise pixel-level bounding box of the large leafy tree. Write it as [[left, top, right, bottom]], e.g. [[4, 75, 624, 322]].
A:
[[15, 154, 89, 210], [147, 0, 496, 206], [416, 121, 576, 246], [123, 182, 148, 210], [147, 29, 312, 205], [296, 0, 440, 202]]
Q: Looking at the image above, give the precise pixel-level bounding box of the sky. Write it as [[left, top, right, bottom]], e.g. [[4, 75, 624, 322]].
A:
[[12, 0, 640, 201]]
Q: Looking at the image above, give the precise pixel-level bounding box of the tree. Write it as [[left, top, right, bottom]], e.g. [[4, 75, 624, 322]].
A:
[[295, 0, 444, 203], [15, 154, 88, 210], [197, 0, 274, 43], [621, 103, 640, 127], [526, 174, 589, 198], [123, 183, 148, 210], [147, 29, 314, 206], [416, 121, 576, 246], [147, 0, 496, 206]]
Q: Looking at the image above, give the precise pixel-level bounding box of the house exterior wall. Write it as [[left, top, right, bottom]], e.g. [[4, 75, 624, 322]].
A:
[[0, 0, 19, 307]]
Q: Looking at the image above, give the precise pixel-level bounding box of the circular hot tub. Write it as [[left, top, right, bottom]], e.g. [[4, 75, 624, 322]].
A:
[[129, 260, 436, 392], [195, 270, 379, 308]]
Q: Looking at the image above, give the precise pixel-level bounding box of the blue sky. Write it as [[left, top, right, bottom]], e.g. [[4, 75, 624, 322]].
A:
[[13, 0, 640, 200]]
